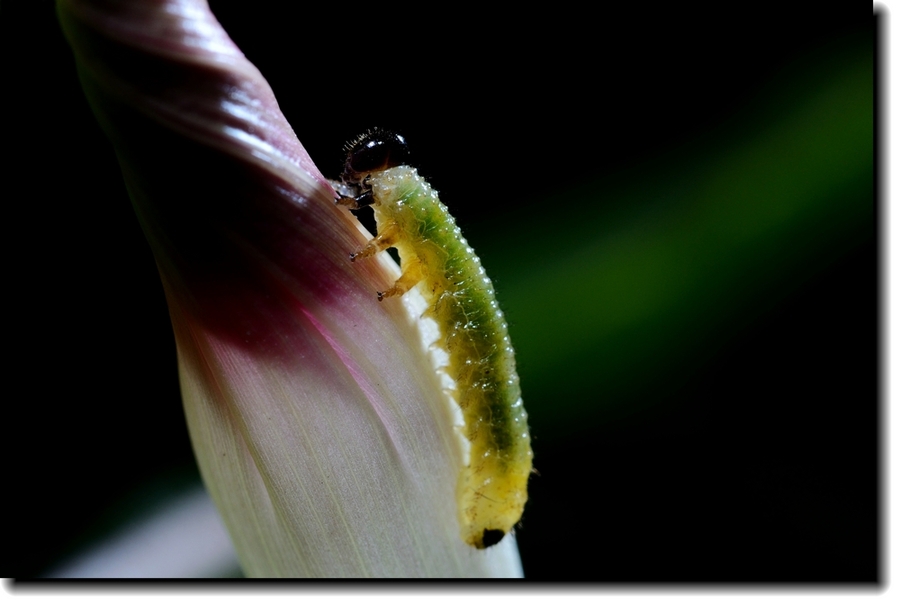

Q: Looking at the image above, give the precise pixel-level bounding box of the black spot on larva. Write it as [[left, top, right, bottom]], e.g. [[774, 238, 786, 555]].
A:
[[342, 128, 410, 184], [481, 529, 505, 548]]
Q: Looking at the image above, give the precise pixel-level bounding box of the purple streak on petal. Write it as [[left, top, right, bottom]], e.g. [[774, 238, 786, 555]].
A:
[[57, 0, 391, 359], [299, 307, 408, 464]]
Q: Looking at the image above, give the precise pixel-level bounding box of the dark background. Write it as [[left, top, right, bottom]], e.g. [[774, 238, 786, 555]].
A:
[[6, 2, 877, 581]]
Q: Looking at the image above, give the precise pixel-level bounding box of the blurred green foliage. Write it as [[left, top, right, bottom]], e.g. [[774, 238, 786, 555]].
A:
[[471, 36, 873, 439]]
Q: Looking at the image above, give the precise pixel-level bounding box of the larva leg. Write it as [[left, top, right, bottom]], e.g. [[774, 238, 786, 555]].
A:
[[335, 195, 356, 209], [378, 257, 426, 301], [350, 222, 401, 262], [334, 189, 374, 210]]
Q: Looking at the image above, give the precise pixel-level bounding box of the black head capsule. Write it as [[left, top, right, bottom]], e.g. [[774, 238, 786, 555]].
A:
[[341, 128, 411, 186]]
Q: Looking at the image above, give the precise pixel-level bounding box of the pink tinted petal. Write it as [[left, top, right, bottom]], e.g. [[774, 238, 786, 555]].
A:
[[58, 0, 523, 577]]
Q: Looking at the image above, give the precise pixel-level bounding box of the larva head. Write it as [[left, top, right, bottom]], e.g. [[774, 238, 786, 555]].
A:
[[341, 128, 410, 186]]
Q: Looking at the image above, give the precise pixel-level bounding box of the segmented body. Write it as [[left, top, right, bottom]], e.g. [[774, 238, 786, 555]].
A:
[[354, 166, 532, 549]]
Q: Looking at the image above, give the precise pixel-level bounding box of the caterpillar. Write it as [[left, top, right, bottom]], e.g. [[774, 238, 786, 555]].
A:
[[334, 129, 533, 549]]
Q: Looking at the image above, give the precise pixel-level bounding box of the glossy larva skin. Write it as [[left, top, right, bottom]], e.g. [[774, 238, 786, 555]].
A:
[[354, 166, 532, 549]]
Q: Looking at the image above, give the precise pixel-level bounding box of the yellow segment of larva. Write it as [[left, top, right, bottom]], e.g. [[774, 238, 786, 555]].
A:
[[355, 166, 532, 549]]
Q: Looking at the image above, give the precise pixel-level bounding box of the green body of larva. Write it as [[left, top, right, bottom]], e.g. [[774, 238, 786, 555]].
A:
[[359, 166, 532, 549]]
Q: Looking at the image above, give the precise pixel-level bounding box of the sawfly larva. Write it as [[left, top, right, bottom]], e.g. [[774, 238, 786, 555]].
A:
[[335, 129, 532, 549]]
